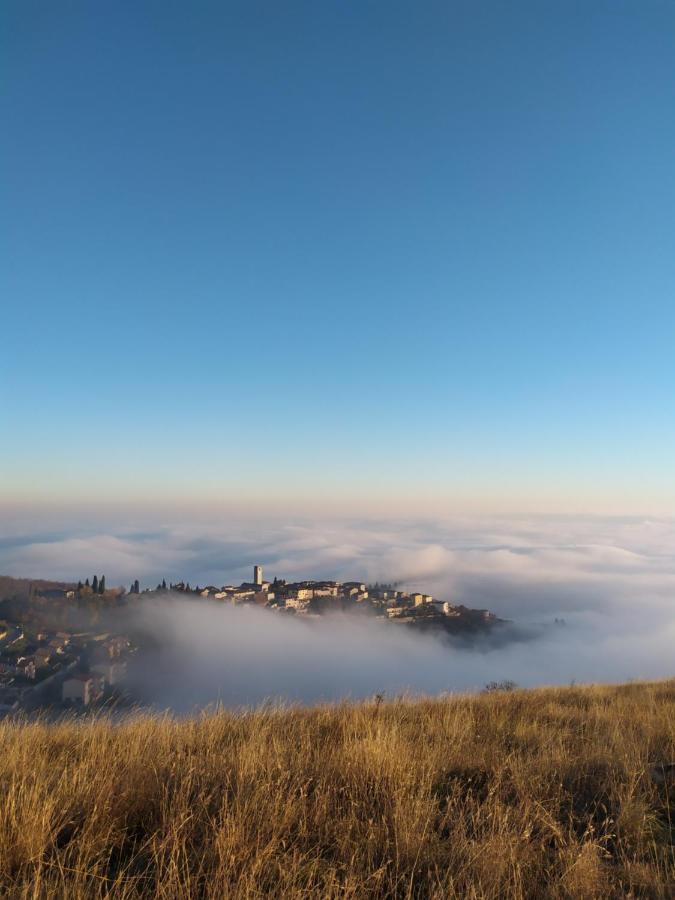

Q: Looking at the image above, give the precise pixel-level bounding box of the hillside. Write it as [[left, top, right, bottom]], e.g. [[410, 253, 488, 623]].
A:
[[0, 575, 75, 602], [1, 681, 673, 898]]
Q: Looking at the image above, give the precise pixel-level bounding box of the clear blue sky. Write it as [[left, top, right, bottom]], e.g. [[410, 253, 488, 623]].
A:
[[2, 1, 674, 513]]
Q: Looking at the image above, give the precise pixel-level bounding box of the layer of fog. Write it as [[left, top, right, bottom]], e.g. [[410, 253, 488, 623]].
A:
[[125, 596, 675, 711], [1, 513, 673, 704]]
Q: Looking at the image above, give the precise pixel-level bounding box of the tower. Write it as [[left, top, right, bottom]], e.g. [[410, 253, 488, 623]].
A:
[[253, 565, 263, 586]]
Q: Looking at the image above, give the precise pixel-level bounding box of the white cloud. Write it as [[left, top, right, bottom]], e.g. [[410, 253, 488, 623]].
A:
[[1, 513, 674, 697]]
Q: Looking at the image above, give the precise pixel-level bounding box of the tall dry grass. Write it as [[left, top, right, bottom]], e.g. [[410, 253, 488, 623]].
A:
[[0, 680, 673, 898]]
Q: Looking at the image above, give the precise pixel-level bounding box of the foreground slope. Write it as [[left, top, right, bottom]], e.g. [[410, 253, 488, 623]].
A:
[[1, 681, 673, 898]]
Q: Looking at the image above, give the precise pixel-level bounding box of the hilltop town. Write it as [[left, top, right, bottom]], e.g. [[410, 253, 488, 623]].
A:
[[0, 566, 504, 714], [166, 564, 501, 632]]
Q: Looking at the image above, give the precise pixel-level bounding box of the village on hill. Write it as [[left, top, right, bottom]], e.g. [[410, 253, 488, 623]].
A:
[[0, 566, 504, 715], [165, 564, 500, 628]]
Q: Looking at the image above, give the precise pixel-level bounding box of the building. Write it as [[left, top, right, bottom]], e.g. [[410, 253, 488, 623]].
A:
[[343, 582, 366, 592], [285, 597, 310, 612], [16, 657, 36, 680], [386, 606, 407, 618], [311, 583, 340, 597], [230, 589, 257, 603], [253, 565, 263, 586], [62, 673, 104, 706], [442, 602, 460, 617], [91, 661, 127, 686]]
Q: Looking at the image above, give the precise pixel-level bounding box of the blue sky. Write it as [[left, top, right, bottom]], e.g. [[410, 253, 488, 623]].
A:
[[2, 2, 674, 513]]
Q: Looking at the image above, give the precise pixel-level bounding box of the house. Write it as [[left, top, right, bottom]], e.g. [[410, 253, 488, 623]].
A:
[[285, 597, 311, 611], [91, 661, 126, 686], [411, 593, 425, 607], [62, 673, 104, 706], [370, 589, 397, 600], [230, 589, 257, 603], [386, 607, 408, 618], [16, 657, 36, 680], [442, 602, 460, 617], [282, 584, 314, 600], [311, 582, 340, 597]]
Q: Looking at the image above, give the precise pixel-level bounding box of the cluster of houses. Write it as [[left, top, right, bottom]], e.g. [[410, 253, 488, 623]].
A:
[[0, 626, 73, 685], [171, 566, 498, 626], [171, 568, 375, 611], [0, 615, 133, 713], [61, 635, 130, 707]]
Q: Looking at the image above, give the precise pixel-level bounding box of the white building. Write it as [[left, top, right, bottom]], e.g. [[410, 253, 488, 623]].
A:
[[62, 674, 103, 706]]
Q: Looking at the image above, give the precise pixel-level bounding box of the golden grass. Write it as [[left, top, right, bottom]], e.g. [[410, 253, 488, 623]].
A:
[[0, 680, 673, 898]]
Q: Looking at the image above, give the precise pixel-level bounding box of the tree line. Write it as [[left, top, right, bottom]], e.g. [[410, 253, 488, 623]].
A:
[[76, 575, 106, 595]]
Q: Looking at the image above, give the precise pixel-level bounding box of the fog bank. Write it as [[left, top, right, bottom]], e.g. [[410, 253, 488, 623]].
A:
[[1, 513, 673, 704], [124, 596, 675, 711]]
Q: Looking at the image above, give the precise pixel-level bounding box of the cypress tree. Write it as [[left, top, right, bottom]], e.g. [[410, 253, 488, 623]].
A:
[[92, 575, 99, 593], [99, 575, 105, 594]]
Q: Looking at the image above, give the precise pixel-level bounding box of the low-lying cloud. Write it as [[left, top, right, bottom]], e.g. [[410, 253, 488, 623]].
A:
[[124, 596, 674, 711], [1, 512, 673, 703]]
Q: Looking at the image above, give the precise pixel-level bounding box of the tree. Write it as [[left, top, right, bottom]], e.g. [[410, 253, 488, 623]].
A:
[[77, 581, 83, 591], [92, 575, 99, 593], [162, 578, 167, 590], [85, 578, 90, 588], [134, 579, 140, 594], [99, 575, 105, 594]]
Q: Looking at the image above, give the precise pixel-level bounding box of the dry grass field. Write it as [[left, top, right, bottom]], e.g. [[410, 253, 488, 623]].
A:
[[0, 680, 673, 899]]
